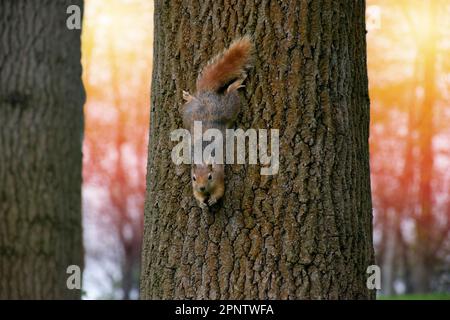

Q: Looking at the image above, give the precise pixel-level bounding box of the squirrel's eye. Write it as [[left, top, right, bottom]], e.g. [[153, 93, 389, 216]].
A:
[[193, 176, 196, 181], [208, 174, 212, 180]]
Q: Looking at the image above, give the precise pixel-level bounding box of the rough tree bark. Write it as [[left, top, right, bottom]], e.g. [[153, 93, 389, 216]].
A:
[[141, 0, 375, 299], [0, 1, 85, 299]]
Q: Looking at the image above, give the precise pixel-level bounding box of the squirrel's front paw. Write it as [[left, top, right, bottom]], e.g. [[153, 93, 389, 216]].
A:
[[208, 197, 218, 207], [199, 201, 208, 209]]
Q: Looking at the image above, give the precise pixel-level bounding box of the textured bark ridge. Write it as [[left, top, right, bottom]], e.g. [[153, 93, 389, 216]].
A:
[[141, 0, 374, 299], [0, 1, 85, 299]]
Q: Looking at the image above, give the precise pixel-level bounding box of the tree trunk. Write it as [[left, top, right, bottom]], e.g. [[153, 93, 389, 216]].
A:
[[0, 1, 85, 299], [141, 0, 374, 299], [381, 210, 396, 296]]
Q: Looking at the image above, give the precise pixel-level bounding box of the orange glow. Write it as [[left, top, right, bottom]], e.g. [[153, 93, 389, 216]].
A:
[[368, 0, 449, 294], [81, 0, 153, 299]]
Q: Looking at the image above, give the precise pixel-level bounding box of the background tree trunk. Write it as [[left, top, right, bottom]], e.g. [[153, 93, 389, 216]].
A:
[[414, 0, 437, 294], [141, 0, 374, 299], [0, 0, 85, 299]]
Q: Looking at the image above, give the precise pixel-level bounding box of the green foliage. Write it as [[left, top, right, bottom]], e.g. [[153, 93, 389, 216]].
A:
[[378, 294, 450, 300]]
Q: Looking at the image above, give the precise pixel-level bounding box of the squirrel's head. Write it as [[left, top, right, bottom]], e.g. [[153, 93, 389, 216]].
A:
[[191, 163, 223, 194]]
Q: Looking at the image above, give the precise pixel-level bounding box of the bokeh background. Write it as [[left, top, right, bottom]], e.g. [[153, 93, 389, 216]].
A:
[[80, 0, 449, 299], [81, 0, 152, 299]]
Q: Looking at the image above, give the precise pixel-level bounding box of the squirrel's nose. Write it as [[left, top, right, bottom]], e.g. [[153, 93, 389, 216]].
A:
[[199, 187, 206, 192]]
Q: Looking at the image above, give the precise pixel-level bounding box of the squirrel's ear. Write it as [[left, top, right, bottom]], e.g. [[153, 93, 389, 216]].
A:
[[226, 76, 246, 94], [182, 90, 195, 103]]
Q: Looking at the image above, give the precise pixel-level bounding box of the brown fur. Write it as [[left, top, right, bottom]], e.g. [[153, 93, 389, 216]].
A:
[[181, 36, 253, 208], [192, 164, 225, 207], [196, 36, 253, 93]]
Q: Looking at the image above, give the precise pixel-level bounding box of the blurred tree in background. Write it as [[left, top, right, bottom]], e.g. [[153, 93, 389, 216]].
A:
[[81, 0, 153, 299], [368, 0, 450, 295], [0, 0, 84, 299]]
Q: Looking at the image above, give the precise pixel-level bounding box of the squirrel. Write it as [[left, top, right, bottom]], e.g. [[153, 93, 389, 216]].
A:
[[181, 36, 253, 209]]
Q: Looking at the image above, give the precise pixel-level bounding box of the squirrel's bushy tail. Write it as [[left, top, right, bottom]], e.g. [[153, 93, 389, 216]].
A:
[[196, 36, 253, 93]]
